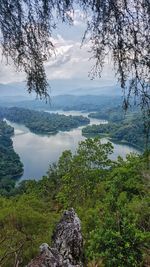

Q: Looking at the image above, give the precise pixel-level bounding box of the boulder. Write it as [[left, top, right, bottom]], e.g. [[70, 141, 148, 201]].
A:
[[27, 208, 83, 267]]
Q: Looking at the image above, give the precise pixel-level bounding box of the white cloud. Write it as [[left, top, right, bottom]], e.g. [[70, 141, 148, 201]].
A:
[[45, 35, 115, 82], [45, 35, 91, 79], [0, 33, 115, 85]]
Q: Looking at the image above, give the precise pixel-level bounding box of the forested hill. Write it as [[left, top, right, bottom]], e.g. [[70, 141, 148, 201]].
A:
[[82, 108, 149, 150], [0, 107, 90, 134], [0, 120, 23, 192], [0, 138, 149, 266], [0, 94, 122, 112]]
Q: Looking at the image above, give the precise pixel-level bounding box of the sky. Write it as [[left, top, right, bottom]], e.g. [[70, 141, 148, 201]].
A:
[[0, 9, 116, 91]]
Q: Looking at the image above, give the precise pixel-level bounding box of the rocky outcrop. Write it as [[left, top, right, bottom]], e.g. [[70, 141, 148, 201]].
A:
[[27, 208, 83, 267]]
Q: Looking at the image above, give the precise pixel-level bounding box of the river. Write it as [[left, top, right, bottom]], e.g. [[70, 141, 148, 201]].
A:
[[6, 110, 140, 181]]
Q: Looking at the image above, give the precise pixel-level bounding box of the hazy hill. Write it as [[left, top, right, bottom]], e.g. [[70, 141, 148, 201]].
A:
[[0, 82, 27, 97], [0, 80, 122, 98], [0, 94, 122, 112]]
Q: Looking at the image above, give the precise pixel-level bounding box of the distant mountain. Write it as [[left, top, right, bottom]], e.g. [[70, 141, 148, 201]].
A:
[[69, 85, 122, 96], [0, 78, 122, 112], [0, 95, 32, 105], [0, 79, 122, 99], [49, 79, 122, 96], [0, 82, 27, 97], [0, 94, 122, 112]]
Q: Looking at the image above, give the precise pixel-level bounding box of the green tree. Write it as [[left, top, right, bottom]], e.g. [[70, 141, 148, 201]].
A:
[[56, 138, 113, 207], [86, 154, 150, 266]]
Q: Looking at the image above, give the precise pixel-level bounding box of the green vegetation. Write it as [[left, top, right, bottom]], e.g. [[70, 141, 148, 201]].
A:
[[0, 120, 23, 195], [83, 109, 149, 149], [88, 106, 125, 122], [0, 138, 149, 266], [0, 107, 90, 134]]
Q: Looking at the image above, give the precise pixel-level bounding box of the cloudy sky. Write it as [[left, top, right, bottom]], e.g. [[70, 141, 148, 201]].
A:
[[0, 9, 116, 89]]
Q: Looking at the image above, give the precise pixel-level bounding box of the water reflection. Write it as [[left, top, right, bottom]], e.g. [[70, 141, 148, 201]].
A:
[[7, 110, 140, 181]]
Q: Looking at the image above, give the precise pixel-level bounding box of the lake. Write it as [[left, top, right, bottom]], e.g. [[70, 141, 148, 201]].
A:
[[7, 110, 140, 181]]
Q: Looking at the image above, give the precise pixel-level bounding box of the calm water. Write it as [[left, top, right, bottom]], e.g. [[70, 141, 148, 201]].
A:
[[6, 110, 140, 181]]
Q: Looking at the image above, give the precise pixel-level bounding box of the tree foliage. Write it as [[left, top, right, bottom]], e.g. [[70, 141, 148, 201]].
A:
[[0, 139, 149, 266], [0, 120, 23, 193], [83, 110, 150, 149], [0, 0, 73, 98], [0, 106, 89, 134], [0, 0, 149, 112], [85, 0, 150, 110]]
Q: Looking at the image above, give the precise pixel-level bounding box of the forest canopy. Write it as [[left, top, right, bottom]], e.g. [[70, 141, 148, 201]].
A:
[[0, 138, 149, 266], [0, 0, 149, 113]]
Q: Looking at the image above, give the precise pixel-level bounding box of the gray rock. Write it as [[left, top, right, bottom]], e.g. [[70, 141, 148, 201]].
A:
[[27, 209, 83, 267]]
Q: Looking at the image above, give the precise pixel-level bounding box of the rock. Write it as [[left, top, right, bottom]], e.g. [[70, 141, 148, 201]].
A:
[[27, 209, 83, 267], [27, 246, 62, 267]]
